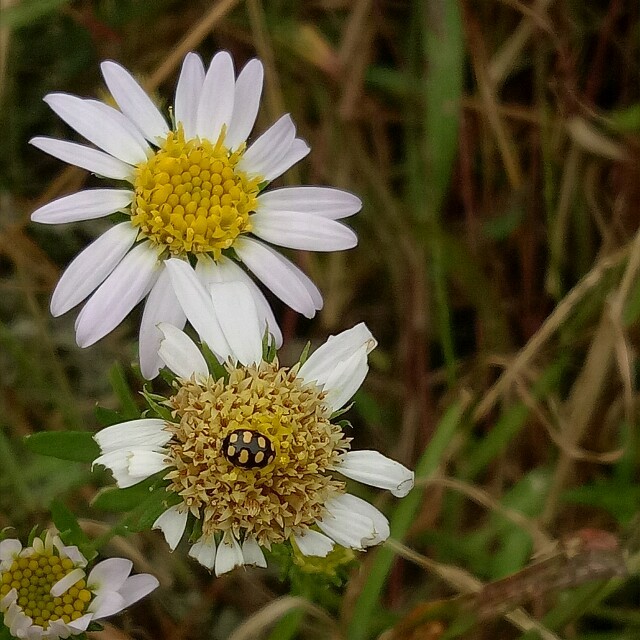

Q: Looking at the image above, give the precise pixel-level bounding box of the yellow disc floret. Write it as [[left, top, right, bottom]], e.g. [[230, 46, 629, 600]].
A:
[[164, 360, 350, 547], [132, 128, 261, 257], [0, 549, 90, 629]]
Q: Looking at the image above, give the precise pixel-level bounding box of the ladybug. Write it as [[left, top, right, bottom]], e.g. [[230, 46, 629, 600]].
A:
[[222, 429, 275, 469]]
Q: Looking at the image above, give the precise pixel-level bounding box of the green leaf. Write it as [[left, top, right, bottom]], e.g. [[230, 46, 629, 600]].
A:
[[50, 499, 96, 560], [94, 406, 126, 427], [92, 473, 168, 513], [24, 431, 100, 463], [141, 390, 174, 422], [108, 363, 140, 419]]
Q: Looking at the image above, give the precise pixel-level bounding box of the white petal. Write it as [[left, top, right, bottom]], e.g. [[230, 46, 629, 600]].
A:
[[157, 323, 209, 380], [164, 258, 231, 359], [209, 281, 263, 366], [241, 537, 267, 568], [257, 186, 362, 220], [214, 532, 244, 576], [334, 451, 414, 498], [317, 503, 379, 550], [225, 58, 264, 150], [93, 447, 170, 488], [331, 494, 390, 546], [30, 136, 133, 181], [87, 591, 126, 619], [195, 51, 235, 142], [31, 189, 133, 224], [101, 60, 169, 143], [51, 568, 85, 597], [50, 222, 137, 317], [86, 99, 153, 151], [75, 242, 160, 347], [195, 254, 282, 347], [321, 346, 369, 411], [0, 539, 21, 567], [298, 323, 376, 386], [234, 237, 321, 318], [117, 573, 159, 608], [188, 535, 217, 570], [44, 93, 149, 165], [66, 614, 93, 632], [251, 210, 357, 251], [293, 530, 334, 557], [174, 52, 205, 140], [153, 506, 188, 551], [238, 114, 295, 179], [139, 266, 187, 380], [87, 557, 133, 594], [94, 418, 170, 455], [261, 138, 310, 182]]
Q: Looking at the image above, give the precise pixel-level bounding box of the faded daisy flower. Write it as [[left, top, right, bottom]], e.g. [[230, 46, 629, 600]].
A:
[[92, 285, 414, 576], [31, 51, 360, 378], [0, 531, 158, 640]]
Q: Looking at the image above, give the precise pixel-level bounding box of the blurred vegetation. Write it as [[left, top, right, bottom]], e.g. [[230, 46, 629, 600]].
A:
[[1, 0, 640, 639]]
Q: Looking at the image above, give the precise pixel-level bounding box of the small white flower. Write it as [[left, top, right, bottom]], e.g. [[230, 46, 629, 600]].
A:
[[31, 51, 361, 379], [93, 293, 414, 574], [0, 531, 158, 639]]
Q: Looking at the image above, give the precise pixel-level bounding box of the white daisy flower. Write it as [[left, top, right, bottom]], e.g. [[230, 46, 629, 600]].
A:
[[0, 530, 158, 640], [31, 51, 361, 379], [92, 286, 414, 575]]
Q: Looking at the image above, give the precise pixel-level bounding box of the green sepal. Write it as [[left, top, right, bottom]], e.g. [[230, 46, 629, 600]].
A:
[[298, 341, 312, 366], [201, 341, 227, 380], [51, 499, 96, 561], [141, 389, 174, 422], [24, 431, 100, 463], [263, 328, 278, 363], [330, 404, 354, 421], [91, 472, 168, 513]]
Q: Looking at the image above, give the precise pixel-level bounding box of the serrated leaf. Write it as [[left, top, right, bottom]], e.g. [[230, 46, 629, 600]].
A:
[[91, 473, 168, 512], [24, 431, 100, 463]]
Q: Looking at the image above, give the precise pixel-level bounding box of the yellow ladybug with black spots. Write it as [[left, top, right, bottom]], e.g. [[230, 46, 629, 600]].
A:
[[222, 429, 276, 469]]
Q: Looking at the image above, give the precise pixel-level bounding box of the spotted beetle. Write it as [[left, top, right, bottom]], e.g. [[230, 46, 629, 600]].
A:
[[222, 429, 276, 469]]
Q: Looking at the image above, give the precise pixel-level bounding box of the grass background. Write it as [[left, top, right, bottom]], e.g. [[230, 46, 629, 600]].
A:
[[1, 0, 640, 638]]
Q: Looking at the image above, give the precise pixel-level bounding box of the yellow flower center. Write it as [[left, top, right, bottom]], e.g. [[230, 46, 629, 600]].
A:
[[132, 128, 261, 258], [0, 551, 91, 629], [164, 361, 350, 547]]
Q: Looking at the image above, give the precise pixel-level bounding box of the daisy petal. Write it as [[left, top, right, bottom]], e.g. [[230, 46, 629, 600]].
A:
[[75, 242, 160, 347], [31, 189, 133, 224], [50, 222, 137, 317], [225, 58, 264, 150], [44, 93, 148, 165], [87, 591, 126, 619], [94, 418, 170, 455], [331, 494, 389, 545], [209, 282, 263, 366], [234, 237, 322, 318], [0, 540, 21, 566], [317, 500, 381, 550], [189, 535, 217, 570], [195, 254, 282, 347], [251, 210, 357, 251], [321, 346, 369, 411], [101, 60, 169, 143], [93, 448, 170, 488], [30, 137, 133, 181], [298, 323, 376, 387], [127, 450, 169, 478], [256, 186, 362, 220], [335, 451, 415, 498], [238, 114, 296, 178], [241, 536, 267, 568], [153, 506, 188, 551], [51, 568, 85, 598], [139, 266, 187, 380], [67, 613, 93, 632], [195, 51, 235, 142], [261, 137, 311, 182], [164, 258, 231, 360], [158, 323, 209, 380], [175, 52, 205, 139], [214, 532, 244, 576], [118, 573, 159, 608], [87, 557, 133, 594], [293, 530, 334, 557]]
